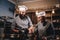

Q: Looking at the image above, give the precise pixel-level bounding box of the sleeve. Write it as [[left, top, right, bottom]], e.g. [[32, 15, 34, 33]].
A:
[[27, 16, 33, 27], [11, 19, 16, 29], [11, 13, 17, 29], [46, 22, 54, 36]]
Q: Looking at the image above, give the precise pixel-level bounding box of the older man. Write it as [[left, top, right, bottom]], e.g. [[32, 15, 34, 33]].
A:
[[35, 11, 54, 40]]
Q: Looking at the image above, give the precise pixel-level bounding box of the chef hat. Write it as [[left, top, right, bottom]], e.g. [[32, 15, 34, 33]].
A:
[[36, 11, 46, 17], [18, 5, 28, 11]]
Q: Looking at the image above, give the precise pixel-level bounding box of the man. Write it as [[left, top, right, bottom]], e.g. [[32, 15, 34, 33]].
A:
[[35, 11, 54, 40], [12, 5, 34, 40]]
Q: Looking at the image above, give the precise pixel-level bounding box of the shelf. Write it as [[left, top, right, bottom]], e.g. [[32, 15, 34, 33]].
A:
[[54, 28, 60, 30], [46, 16, 60, 20]]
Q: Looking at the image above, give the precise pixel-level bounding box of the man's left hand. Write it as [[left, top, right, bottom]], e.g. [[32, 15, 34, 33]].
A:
[[28, 26, 35, 33]]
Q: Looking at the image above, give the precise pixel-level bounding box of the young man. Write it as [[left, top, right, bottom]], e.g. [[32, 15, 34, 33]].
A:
[[35, 11, 54, 40], [12, 5, 34, 40]]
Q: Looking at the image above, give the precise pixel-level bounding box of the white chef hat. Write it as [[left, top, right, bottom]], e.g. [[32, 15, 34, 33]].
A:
[[18, 5, 28, 11], [36, 11, 46, 17]]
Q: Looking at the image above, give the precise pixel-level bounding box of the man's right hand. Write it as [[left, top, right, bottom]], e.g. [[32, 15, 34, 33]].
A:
[[12, 29, 19, 32]]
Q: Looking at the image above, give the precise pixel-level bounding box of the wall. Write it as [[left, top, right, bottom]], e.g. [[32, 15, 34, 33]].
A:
[[0, 0, 15, 17]]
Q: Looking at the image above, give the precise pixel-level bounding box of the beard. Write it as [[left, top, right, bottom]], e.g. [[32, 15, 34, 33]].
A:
[[19, 14, 27, 20]]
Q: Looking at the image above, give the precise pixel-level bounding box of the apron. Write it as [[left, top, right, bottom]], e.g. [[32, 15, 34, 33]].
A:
[[15, 16, 29, 29], [37, 21, 50, 36]]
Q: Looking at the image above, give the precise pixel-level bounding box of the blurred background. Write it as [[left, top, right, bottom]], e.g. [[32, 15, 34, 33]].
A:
[[0, 0, 60, 40]]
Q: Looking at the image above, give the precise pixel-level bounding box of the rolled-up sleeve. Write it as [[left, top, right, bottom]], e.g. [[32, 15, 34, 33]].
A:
[[11, 13, 17, 29], [11, 19, 16, 29]]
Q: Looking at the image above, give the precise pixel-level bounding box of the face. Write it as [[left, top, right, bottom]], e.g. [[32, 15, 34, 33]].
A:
[[37, 16, 45, 22], [19, 10, 26, 16]]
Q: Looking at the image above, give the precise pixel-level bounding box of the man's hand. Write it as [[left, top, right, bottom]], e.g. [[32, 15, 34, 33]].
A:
[[42, 36, 47, 40], [12, 29, 19, 32], [28, 26, 35, 33]]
